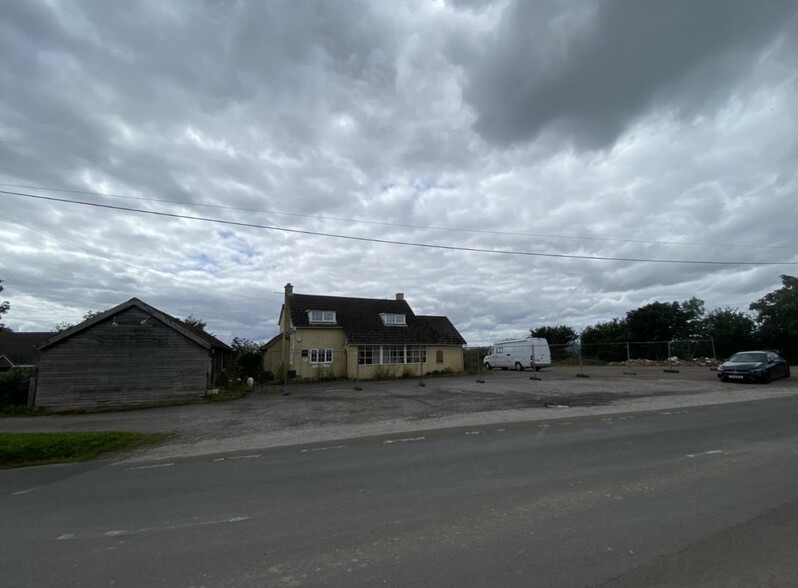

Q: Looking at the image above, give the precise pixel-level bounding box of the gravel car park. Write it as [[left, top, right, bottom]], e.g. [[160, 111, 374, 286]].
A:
[[2, 365, 797, 462]]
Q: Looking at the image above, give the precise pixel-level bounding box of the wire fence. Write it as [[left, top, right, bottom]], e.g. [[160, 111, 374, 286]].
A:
[[463, 339, 718, 376]]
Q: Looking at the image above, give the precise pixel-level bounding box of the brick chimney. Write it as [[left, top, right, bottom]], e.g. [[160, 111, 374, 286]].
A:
[[395, 292, 404, 301], [285, 283, 293, 296]]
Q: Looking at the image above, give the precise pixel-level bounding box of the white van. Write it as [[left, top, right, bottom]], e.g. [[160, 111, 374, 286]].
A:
[[483, 336, 552, 371]]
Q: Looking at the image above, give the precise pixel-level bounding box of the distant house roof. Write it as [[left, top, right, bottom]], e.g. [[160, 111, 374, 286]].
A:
[[287, 293, 466, 346], [38, 298, 232, 352], [0, 332, 54, 367]]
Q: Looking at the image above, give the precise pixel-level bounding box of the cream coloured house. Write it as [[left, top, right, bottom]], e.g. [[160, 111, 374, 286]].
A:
[[263, 284, 466, 380]]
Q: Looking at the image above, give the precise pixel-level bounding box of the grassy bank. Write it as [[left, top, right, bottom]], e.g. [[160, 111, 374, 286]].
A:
[[0, 431, 170, 468]]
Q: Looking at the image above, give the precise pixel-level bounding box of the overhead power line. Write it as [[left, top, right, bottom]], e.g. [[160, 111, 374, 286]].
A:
[[0, 212, 274, 303], [2, 189, 797, 266], [1, 182, 794, 252]]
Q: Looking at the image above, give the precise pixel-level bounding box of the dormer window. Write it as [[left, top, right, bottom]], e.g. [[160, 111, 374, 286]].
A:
[[308, 310, 336, 324], [380, 313, 406, 326]]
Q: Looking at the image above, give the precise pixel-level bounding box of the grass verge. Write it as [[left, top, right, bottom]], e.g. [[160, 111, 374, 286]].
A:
[[0, 431, 171, 468]]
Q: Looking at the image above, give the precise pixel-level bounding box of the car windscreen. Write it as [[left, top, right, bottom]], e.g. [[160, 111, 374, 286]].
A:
[[729, 352, 766, 363]]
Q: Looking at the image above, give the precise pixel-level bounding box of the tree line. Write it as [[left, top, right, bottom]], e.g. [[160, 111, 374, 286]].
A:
[[3, 275, 797, 364], [533, 275, 798, 363]]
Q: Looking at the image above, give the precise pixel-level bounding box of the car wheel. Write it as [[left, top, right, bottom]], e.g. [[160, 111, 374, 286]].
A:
[[514, 362, 524, 371], [784, 366, 791, 379], [535, 367, 541, 372], [484, 363, 492, 371]]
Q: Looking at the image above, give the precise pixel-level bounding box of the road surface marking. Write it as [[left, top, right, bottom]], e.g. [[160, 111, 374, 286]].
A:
[[12, 487, 41, 496], [465, 430, 486, 435], [686, 450, 723, 458], [213, 454, 262, 461], [299, 445, 349, 453], [56, 516, 251, 540], [382, 436, 426, 444], [125, 462, 175, 470]]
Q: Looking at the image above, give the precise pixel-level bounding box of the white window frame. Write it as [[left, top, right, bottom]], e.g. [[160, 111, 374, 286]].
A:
[[406, 345, 427, 364], [357, 345, 426, 365], [358, 345, 377, 365], [380, 313, 406, 326], [308, 310, 336, 324], [309, 348, 333, 364]]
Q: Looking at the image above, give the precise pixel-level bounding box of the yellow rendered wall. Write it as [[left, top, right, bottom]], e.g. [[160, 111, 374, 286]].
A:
[[346, 345, 464, 380], [291, 328, 347, 379], [265, 335, 465, 381]]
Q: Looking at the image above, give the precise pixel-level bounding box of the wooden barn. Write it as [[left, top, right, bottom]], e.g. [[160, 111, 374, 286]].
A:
[[34, 298, 232, 409]]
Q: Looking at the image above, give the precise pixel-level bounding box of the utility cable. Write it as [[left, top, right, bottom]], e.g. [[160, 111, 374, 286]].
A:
[[1, 182, 794, 251], [2, 189, 797, 266]]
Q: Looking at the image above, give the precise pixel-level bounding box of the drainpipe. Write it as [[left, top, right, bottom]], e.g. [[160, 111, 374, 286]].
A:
[[282, 283, 293, 396]]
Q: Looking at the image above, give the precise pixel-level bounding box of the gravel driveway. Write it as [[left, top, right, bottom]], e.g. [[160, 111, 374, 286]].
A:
[[2, 366, 796, 461]]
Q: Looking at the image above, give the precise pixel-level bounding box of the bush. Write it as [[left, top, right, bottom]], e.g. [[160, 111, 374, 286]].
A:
[[0, 368, 35, 408], [372, 365, 398, 380]]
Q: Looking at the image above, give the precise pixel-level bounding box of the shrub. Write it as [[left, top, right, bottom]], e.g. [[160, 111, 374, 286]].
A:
[[372, 365, 397, 380], [0, 368, 35, 408]]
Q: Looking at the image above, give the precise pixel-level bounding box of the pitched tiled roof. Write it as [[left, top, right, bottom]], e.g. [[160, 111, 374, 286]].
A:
[[0, 332, 54, 366], [414, 316, 467, 345], [287, 293, 466, 345]]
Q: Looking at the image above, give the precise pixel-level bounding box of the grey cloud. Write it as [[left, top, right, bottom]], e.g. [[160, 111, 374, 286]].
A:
[[464, 0, 798, 150], [2, 0, 797, 345]]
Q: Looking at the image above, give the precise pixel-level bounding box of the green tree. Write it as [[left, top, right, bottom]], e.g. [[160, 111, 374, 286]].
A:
[[580, 318, 628, 362], [533, 325, 578, 362], [624, 299, 706, 360], [533, 325, 578, 346], [680, 296, 706, 338], [750, 275, 798, 361], [626, 301, 685, 343], [698, 307, 756, 360], [53, 310, 102, 333], [0, 280, 10, 332], [53, 321, 73, 333], [183, 314, 207, 332], [229, 337, 266, 382]]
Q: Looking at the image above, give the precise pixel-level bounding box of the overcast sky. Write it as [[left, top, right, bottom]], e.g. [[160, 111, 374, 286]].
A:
[[2, 0, 798, 345]]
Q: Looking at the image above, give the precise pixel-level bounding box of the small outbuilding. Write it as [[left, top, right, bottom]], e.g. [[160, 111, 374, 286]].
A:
[[0, 332, 53, 372], [35, 298, 231, 409]]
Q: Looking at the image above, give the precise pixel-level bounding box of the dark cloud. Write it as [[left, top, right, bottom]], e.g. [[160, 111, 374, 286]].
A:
[[1, 1, 797, 344], [464, 0, 798, 150]]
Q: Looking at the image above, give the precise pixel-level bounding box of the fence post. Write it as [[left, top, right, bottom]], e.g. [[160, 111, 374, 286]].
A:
[[27, 374, 37, 407], [475, 346, 485, 383], [663, 340, 679, 373], [529, 342, 541, 381], [418, 347, 425, 387], [282, 357, 289, 396], [577, 343, 589, 378], [353, 350, 362, 390], [623, 342, 636, 375], [710, 337, 717, 370]]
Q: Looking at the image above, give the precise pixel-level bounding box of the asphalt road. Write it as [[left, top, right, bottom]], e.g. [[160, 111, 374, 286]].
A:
[[3, 394, 798, 587]]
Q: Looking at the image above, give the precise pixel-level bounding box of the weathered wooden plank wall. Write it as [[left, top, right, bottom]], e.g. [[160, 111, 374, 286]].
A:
[[36, 307, 209, 408]]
